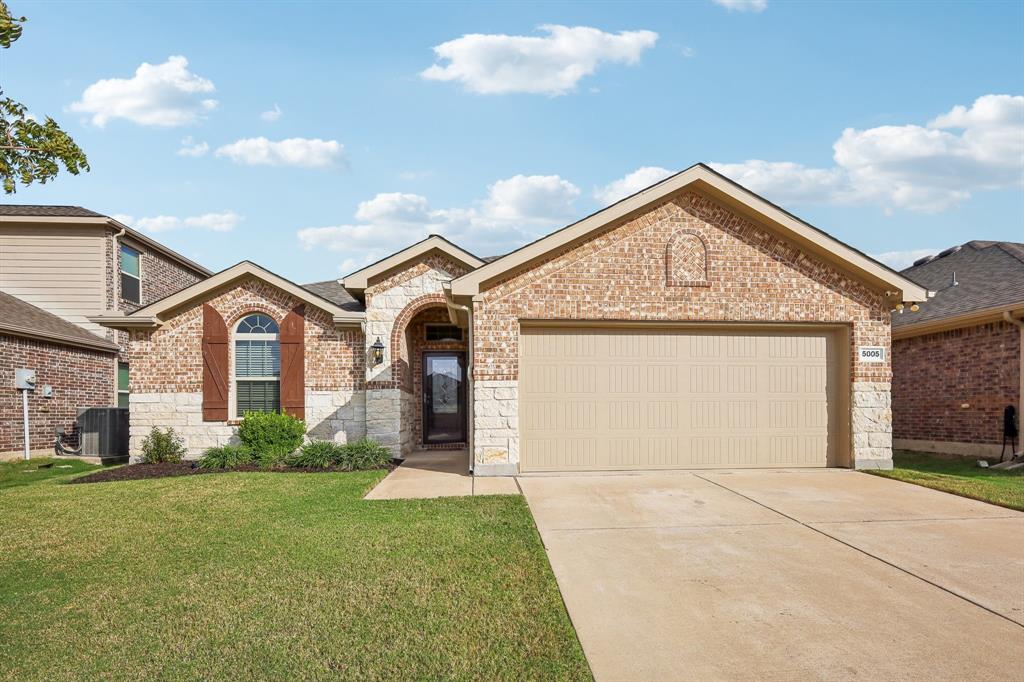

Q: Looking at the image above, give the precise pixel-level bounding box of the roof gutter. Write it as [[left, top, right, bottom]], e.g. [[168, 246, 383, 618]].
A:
[[892, 302, 1024, 340], [0, 323, 120, 353], [88, 314, 161, 331]]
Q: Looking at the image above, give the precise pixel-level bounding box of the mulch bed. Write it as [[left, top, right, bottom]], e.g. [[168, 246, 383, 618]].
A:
[[68, 461, 395, 485]]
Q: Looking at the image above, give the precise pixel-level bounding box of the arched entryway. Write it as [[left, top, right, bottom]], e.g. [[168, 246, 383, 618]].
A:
[[389, 296, 469, 451]]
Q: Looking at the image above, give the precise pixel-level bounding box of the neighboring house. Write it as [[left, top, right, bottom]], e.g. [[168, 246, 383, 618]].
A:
[[95, 164, 927, 473], [0, 205, 211, 457], [892, 241, 1024, 458]]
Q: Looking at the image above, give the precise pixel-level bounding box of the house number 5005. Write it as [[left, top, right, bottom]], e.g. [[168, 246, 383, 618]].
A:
[[858, 346, 886, 363]]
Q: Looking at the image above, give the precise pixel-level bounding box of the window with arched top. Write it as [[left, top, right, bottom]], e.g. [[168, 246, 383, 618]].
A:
[[235, 313, 280, 414], [667, 230, 709, 286]]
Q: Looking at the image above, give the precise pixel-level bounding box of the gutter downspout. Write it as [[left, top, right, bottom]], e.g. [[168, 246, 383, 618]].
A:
[[1003, 311, 1024, 455], [110, 225, 126, 407], [447, 297, 473, 475]]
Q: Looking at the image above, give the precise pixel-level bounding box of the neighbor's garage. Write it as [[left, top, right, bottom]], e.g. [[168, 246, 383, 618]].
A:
[[518, 325, 849, 472]]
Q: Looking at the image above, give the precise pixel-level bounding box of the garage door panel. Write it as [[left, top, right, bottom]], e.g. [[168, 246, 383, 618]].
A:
[[519, 327, 843, 472]]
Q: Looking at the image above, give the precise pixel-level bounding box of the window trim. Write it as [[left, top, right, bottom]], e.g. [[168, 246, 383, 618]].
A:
[[231, 313, 281, 418], [120, 244, 142, 305]]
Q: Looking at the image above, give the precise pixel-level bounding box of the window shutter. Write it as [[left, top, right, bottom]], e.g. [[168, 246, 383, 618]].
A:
[[202, 304, 229, 421], [279, 304, 305, 420]]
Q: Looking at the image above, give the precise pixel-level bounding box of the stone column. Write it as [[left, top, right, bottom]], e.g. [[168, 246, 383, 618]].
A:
[[852, 381, 893, 469]]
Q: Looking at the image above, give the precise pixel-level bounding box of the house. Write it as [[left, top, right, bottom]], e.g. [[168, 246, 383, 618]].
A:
[[0, 206, 211, 458], [94, 164, 928, 473], [892, 241, 1024, 458]]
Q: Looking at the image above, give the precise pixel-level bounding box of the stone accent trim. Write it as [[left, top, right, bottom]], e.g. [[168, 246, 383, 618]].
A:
[[893, 438, 1017, 459], [305, 389, 366, 444], [852, 381, 893, 467], [473, 380, 518, 471]]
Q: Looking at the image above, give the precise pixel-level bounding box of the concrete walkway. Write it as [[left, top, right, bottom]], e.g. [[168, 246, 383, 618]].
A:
[[520, 469, 1024, 681], [364, 449, 519, 499]]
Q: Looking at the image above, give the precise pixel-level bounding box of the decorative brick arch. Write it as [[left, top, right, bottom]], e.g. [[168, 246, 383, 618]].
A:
[[389, 293, 449, 391], [666, 228, 710, 287]]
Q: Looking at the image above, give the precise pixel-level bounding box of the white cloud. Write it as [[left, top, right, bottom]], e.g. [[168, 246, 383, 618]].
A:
[[870, 248, 937, 271], [69, 56, 217, 127], [120, 211, 242, 233], [594, 166, 675, 205], [297, 174, 581, 268], [711, 94, 1024, 212], [712, 0, 768, 12], [680, 46, 697, 58], [177, 136, 209, 157], [421, 24, 658, 95], [215, 137, 345, 169], [260, 104, 282, 122]]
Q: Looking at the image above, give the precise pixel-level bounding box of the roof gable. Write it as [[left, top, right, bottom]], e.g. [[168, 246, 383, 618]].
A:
[[90, 262, 364, 330], [342, 235, 484, 293], [450, 164, 928, 303]]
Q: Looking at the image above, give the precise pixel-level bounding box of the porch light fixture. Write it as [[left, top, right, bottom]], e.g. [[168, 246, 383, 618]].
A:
[[370, 337, 385, 366]]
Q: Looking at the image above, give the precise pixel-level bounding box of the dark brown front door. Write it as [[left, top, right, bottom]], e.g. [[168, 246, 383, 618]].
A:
[[423, 352, 467, 444]]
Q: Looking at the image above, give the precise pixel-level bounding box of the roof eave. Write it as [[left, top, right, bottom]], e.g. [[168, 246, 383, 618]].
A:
[[892, 302, 1024, 340], [0, 323, 121, 352], [342, 235, 485, 292]]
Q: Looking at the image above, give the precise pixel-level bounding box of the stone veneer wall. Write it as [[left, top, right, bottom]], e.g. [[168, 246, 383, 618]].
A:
[[361, 254, 472, 456], [893, 321, 1020, 456], [472, 190, 895, 474], [126, 277, 363, 459]]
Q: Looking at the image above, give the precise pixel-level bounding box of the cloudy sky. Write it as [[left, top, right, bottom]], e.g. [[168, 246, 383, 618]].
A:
[[5, 0, 1022, 280]]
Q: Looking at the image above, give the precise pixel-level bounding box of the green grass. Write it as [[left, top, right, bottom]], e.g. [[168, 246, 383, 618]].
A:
[[0, 457, 103, 490], [870, 450, 1024, 511], [0, 468, 590, 681]]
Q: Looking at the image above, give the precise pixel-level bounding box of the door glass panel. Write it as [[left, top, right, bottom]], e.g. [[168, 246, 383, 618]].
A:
[[430, 357, 460, 414]]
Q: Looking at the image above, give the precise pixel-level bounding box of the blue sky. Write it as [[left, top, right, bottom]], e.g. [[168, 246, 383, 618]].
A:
[[4, 0, 1022, 282]]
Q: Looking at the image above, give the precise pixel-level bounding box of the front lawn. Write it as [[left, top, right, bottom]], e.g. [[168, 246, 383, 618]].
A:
[[870, 450, 1024, 511], [0, 457, 102, 490], [0, 467, 590, 680]]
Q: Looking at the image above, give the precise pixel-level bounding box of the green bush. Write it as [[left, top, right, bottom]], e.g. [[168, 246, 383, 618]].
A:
[[198, 445, 253, 469], [237, 411, 305, 459], [335, 438, 391, 472], [285, 440, 342, 469], [140, 427, 186, 464], [255, 449, 288, 470]]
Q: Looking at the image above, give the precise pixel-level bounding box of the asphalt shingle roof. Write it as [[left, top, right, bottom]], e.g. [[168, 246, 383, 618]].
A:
[[301, 280, 365, 312], [0, 291, 120, 352], [0, 205, 105, 218], [894, 240, 1024, 328]]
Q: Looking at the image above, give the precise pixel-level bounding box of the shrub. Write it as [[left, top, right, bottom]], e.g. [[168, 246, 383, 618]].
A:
[[256, 448, 288, 470], [237, 411, 305, 459], [285, 440, 343, 469], [198, 445, 253, 469], [335, 438, 391, 472], [140, 427, 186, 464]]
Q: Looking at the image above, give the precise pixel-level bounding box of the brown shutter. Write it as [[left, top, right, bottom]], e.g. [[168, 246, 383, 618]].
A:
[[202, 304, 230, 421], [279, 304, 305, 420]]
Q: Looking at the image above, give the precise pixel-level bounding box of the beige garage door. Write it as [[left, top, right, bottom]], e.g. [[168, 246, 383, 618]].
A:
[[519, 326, 846, 472]]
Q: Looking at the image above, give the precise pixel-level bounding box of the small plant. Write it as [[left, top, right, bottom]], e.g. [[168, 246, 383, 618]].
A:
[[198, 445, 253, 469], [256, 448, 288, 470], [237, 411, 305, 459], [335, 438, 391, 472], [140, 427, 186, 464], [286, 440, 343, 469]]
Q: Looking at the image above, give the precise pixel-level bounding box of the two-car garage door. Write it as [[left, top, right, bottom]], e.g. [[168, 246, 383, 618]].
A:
[[518, 326, 846, 472]]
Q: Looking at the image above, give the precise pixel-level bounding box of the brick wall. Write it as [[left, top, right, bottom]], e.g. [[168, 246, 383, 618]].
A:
[[0, 335, 114, 456], [126, 277, 364, 456], [893, 321, 1020, 445], [471, 190, 893, 471]]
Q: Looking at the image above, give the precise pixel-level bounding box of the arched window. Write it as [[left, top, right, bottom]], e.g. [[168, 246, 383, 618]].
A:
[[235, 313, 280, 414]]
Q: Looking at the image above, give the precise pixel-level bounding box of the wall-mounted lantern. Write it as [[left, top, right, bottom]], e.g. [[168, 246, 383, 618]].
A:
[[370, 337, 385, 366]]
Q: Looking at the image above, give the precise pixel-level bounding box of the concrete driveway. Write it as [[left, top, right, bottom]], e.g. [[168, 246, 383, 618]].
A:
[[519, 470, 1024, 681]]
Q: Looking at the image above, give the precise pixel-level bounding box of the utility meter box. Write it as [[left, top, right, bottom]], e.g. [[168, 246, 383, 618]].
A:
[[15, 368, 37, 390]]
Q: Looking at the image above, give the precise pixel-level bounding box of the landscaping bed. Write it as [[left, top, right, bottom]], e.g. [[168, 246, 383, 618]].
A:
[[68, 460, 395, 484]]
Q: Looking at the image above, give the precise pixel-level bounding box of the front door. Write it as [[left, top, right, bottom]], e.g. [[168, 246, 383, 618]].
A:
[[423, 352, 467, 444]]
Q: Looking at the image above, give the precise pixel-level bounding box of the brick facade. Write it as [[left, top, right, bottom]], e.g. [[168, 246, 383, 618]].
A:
[[893, 321, 1020, 450], [471, 190, 893, 472], [125, 277, 364, 457], [0, 335, 114, 457]]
